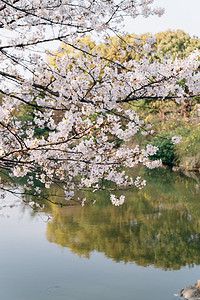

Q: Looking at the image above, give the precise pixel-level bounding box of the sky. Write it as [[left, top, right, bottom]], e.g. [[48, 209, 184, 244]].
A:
[[1, 0, 199, 53], [124, 0, 200, 37]]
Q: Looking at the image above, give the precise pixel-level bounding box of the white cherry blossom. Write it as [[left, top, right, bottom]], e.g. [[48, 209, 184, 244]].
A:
[[0, 0, 198, 206]]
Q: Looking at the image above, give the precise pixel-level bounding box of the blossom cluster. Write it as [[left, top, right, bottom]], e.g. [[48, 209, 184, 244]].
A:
[[110, 194, 125, 206], [0, 0, 199, 206], [172, 136, 182, 144]]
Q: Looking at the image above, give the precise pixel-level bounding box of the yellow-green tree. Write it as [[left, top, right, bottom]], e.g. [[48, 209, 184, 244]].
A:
[[49, 30, 200, 65]]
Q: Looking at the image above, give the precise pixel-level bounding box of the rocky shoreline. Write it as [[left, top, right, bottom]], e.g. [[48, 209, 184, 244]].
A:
[[180, 281, 200, 300]]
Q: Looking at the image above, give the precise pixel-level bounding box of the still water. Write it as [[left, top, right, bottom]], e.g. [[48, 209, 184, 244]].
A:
[[0, 167, 200, 300]]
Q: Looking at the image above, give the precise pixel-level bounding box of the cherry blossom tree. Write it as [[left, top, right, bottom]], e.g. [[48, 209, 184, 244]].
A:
[[0, 0, 199, 206]]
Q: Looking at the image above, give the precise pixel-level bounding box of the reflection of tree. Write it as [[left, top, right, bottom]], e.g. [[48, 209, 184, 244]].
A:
[[46, 167, 200, 270]]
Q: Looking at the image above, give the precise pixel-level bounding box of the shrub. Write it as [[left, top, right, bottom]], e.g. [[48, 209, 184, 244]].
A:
[[149, 133, 177, 165]]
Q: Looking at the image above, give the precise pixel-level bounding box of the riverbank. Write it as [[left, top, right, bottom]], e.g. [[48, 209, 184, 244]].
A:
[[139, 116, 200, 172], [181, 280, 200, 300]]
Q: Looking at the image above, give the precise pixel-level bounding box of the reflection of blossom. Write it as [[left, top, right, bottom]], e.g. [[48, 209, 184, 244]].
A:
[[82, 198, 86, 207], [0, 213, 10, 218]]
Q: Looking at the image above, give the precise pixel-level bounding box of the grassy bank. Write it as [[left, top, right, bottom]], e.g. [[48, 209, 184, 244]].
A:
[[142, 116, 200, 171]]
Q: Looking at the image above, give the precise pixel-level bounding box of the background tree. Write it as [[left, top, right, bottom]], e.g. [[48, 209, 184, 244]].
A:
[[50, 30, 200, 120]]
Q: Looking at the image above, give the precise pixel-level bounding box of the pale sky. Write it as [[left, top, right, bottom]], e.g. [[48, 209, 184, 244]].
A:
[[124, 0, 200, 37]]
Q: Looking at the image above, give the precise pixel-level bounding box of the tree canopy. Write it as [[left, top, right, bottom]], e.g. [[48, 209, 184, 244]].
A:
[[0, 0, 199, 206], [50, 30, 200, 65]]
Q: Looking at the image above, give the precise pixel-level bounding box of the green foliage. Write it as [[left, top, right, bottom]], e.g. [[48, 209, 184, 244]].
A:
[[149, 133, 176, 165], [98, 30, 200, 63], [154, 30, 200, 61], [143, 116, 200, 169], [16, 103, 50, 138], [175, 123, 200, 169], [49, 30, 200, 66]]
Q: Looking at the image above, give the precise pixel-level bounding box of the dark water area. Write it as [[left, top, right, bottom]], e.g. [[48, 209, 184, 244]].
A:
[[0, 167, 200, 300]]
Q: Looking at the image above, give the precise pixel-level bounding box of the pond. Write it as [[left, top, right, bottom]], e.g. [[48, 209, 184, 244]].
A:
[[0, 167, 200, 300]]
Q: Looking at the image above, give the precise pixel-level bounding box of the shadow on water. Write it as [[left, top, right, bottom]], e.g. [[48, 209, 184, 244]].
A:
[[41, 167, 200, 271]]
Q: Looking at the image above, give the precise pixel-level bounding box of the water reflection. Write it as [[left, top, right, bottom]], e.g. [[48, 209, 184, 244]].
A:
[[44, 167, 200, 270]]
